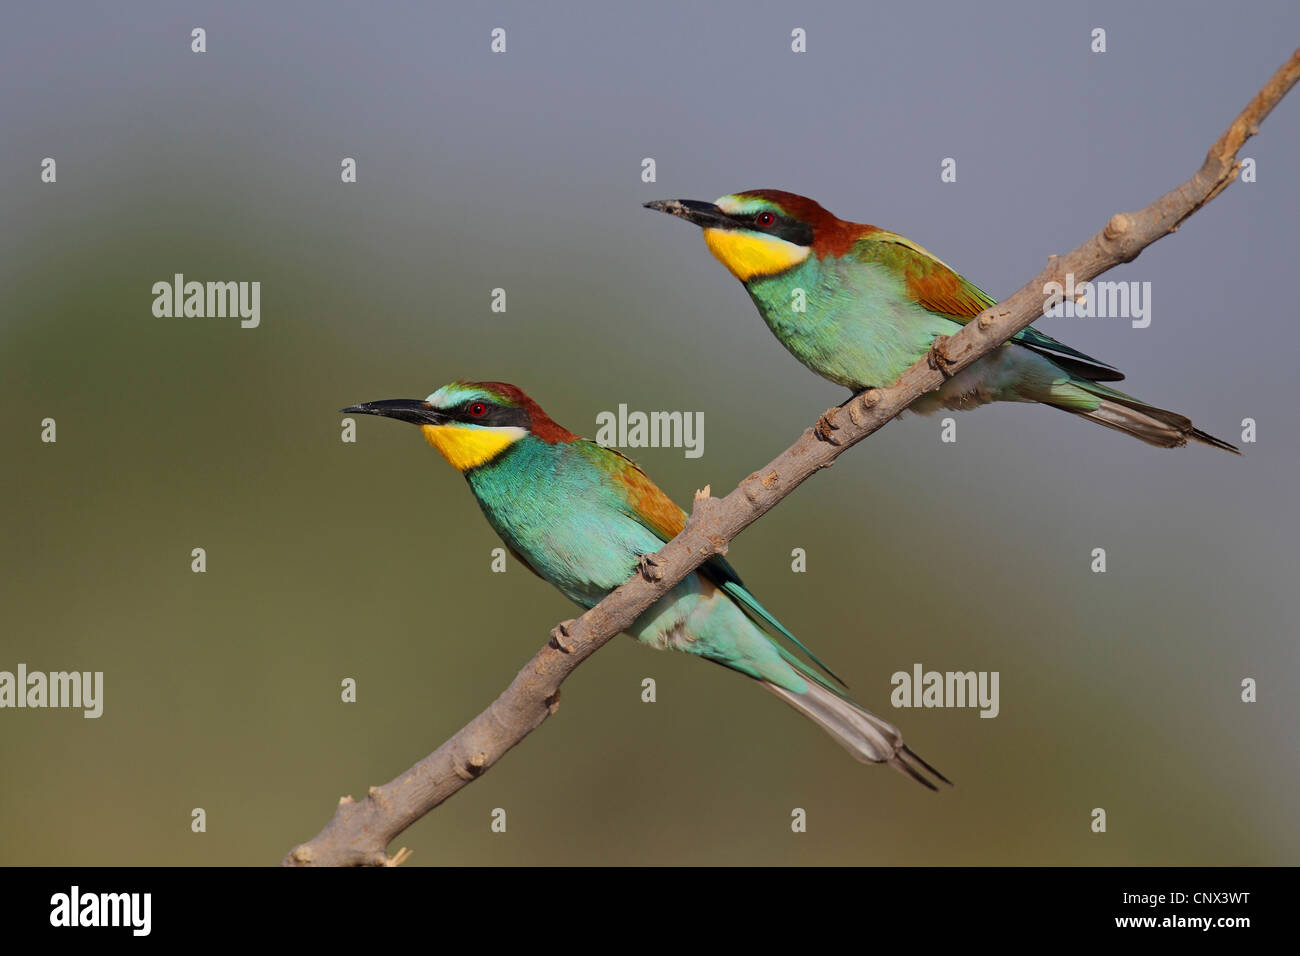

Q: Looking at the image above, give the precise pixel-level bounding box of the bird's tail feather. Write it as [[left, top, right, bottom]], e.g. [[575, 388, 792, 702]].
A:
[[1052, 380, 1240, 454], [762, 680, 950, 790]]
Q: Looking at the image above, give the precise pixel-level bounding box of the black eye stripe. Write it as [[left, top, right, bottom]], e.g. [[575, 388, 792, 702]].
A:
[[446, 401, 530, 428], [744, 212, 814, 247]]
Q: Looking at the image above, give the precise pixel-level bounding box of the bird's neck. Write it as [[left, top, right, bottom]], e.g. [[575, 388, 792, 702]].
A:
[[742, 254, 826, 317], [461, 436, 571, 529]]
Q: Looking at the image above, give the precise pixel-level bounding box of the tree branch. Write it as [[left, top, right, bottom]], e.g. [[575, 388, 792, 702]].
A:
[[283, 47, 1300, 866]]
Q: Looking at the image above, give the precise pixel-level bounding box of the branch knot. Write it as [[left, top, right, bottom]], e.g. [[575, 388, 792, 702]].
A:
[[685, 485, 723, 524]]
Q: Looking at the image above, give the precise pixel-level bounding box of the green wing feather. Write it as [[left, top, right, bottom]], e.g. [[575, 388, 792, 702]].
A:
[[860, 232, 1122, 377], [599, 444, 845, 688]]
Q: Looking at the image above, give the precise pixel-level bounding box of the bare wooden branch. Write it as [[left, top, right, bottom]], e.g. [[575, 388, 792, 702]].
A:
[[283, 48, 1300, 867]]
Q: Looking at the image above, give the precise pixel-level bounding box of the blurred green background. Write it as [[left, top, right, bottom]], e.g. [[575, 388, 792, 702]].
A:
[[2, 2, 1297, 865]]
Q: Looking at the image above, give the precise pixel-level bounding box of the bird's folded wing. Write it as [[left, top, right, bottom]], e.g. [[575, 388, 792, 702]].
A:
[[596, 442, 845, 688], [856, 231, 1122, 377]]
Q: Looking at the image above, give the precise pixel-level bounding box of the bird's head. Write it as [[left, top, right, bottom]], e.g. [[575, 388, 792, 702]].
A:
[[341, 381, 577, 473], [644, 189, 866, 282]]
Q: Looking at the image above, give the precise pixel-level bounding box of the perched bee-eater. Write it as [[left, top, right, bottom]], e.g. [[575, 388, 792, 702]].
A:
[[646, 190, 1237, 452], [342, 381, 948, 789]]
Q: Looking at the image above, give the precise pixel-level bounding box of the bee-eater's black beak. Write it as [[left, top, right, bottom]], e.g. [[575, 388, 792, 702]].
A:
[[643, 198, 734, 230], [340, 399, 448, 426]]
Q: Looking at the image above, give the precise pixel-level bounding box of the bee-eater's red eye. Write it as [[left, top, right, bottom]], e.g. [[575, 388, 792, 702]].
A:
[[468, 402, 487, 418], [756, 211, 776, 227]]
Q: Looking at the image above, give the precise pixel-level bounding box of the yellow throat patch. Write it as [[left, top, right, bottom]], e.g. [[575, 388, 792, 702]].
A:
[[421, 424, 525, 472], [702, 228, 810, 282]]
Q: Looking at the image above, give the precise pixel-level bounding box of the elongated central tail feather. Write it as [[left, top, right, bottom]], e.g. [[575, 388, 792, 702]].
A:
[[762, 681, 951, 790], [1048, 379, 1240, 454]]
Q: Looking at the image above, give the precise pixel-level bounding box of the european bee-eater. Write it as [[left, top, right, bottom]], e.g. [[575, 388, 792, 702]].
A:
[[342, 381, 948, 789], [646, 190, 1238, 452]]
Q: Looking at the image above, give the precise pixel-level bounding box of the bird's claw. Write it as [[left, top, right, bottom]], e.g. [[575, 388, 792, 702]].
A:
[[927, 335, 958, 377], [815, 407, 843, 445], [638, 552, 664, 582], [549, 619, 577, 653]]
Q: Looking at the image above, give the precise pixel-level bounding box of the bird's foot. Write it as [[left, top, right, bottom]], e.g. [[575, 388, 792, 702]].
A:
[[927, 335, 958, 377], [549, 619, 577, 653], [814, 406, 843, 445], [638, 552, 664, 582]]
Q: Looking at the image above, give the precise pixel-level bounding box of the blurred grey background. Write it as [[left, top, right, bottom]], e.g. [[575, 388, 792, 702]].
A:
[[1, 1, 1296, 865]]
